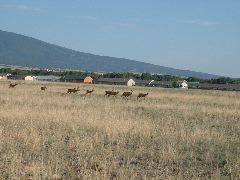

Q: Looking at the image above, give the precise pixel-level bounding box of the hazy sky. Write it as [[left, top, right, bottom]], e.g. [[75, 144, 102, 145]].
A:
[[0, 0, 240, 77]]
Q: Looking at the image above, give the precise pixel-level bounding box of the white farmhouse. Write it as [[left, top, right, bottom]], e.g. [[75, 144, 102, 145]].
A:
[[0, 74, 8, 80], [179, 80, 188, 89], [25, 76, 36, 81], [127, 79, 136, 86]]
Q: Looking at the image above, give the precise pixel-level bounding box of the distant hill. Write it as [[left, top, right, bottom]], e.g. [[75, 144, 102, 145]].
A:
[[0, 30, 219, 79]]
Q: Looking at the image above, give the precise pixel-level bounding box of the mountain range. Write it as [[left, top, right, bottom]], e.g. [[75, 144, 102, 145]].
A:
[[0, 30, 219, 79]]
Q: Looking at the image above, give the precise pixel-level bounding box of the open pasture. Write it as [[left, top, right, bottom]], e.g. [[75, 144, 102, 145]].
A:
[[0, 80, 240, 179]]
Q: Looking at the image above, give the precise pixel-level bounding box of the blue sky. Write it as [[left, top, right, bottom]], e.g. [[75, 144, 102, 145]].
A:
[[0, 0, 240, 77]]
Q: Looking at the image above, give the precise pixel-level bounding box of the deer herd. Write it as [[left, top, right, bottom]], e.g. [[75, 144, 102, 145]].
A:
[[8, 83, 149, 99]]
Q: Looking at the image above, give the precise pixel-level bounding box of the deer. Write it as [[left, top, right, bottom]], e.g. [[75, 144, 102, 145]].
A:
[[137, 93, 148, 99], [111, 91, 119, 97], [41, 86, 47, 91], [105, 90, 114, 97], [67, 87, 80, 94], [86, 88, 94, 95], [9, 83, 18, 88], [105, 90, 119, 97], [122, 90, 133, 99]]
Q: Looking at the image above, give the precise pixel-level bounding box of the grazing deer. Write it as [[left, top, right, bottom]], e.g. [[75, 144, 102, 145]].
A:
[[67, 87, 80, 93], [9, 83, 18, 88], [137, 93, 148, 99], [86, 88, 94, 95], [122, 90, 133, 99], [41, 86, 47, 91]]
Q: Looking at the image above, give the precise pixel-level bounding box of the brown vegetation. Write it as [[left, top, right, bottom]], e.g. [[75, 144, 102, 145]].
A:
[[0, 80, 239, 179]]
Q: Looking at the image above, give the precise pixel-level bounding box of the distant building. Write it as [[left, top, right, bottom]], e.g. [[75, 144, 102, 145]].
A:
[[36, 75, 61, 82], [95, 78, 175, 88], [84, 76, 94, 84], [95, 78, 127, 85], [199, 83, 240, 91], [134, 79, 150, 86], [146, 81, 173, 88], [0, 73, 7, 80], [96, 78, 152, 86], [25, 76, 37, 81], [187, 82, 200, 89], [178, 80, 188, 89], [61, 75, 85, 83], [7, 74, 26, 80]]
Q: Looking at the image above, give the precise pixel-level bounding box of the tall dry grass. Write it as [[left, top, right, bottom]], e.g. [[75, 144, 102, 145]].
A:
[[0, 80, 239, 179]]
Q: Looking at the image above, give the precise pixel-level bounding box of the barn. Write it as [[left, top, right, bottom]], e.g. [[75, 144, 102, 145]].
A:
[[84, 76, 94, 84]]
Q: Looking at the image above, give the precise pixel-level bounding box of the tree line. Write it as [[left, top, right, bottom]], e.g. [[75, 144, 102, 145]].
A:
[[0, 68, 240, 84]]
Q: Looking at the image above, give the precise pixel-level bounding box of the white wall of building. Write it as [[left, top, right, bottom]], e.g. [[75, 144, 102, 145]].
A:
[[25, 76, 36, 81]]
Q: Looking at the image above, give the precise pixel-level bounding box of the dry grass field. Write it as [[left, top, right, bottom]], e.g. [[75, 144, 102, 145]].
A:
[[0, 80, 240, 179]]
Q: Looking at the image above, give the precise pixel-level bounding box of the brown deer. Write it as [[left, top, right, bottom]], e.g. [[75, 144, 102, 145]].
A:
[[67, 87, 80, 93], [122, 90, 133, 99], [137, 93, 148, 99], [105, 90, 114, 97], [41, 86, 47, 91], [105, 90, 119, 97], [9, 83, 18, 88], [86, 88, 94, 95], [110, 91, 119, 97]]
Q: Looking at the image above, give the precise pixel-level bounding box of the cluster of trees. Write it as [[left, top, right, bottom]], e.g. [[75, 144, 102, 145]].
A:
[[0, 68, 98, 78], [0, 68, 54, 76], [1, 68, 240, 84], [206, 77, 240, 84], [102, 72, 183, 81]]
